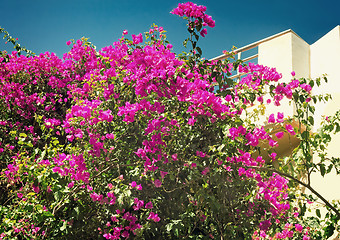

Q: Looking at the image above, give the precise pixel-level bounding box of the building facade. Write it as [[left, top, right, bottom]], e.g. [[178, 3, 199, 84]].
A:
[[214, 26, 340, 239]]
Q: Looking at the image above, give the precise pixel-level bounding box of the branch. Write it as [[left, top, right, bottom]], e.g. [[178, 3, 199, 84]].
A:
[[247, 166, 340, 220], [90, 161, 141, 180], [52, 186, 80, 215]]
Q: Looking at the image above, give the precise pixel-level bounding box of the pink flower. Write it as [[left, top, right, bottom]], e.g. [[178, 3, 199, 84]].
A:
[[105, 133, 115, 139], [133, 198, 144, 211], [291, 71, 296, 77], [66, 41, 72, 46], [32, 185, 40, 194], [277, 112, 284, 123], [122, 30, 128, 35], [121, 231, 129, 238], [188, 117, 196, 125], [66, 135, 74, 142], [201, 167, 209, 175], [238, 167, 246, 176], [275, 131, 284, 139], [17, 192, 23, 198], [130, 181, 137, 188], [160, 171, 168, 179], [270, 152, 277, 161], [225, 95, 232, 102], [145, 201, 153, 209], [154, 179, 162, 188], [196, 151, 206, 158], [148, 212, 160, 222], [269, 139, 278, 147], [268, 114, 275, 123], [171, 2, 215, 29], [68, 181, 74, 188], [129, 180, 142, 190], [300, 84, 312, 92], [132, 33, 143, 44], [200, 28, 208, 37], [295, 224, 303, 232], [285, 124, 296, 135]]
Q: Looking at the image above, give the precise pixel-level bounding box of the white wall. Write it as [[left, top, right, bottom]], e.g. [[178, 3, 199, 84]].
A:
[[258, 27, 340, 234]]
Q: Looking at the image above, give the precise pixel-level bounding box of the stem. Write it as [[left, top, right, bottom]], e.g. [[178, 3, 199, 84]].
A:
[[90, 162, 141, 180], [52, 186, 80, 215]]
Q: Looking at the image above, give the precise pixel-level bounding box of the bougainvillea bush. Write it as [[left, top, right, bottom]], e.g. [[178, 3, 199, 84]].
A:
[[1, 2, 340, 239]]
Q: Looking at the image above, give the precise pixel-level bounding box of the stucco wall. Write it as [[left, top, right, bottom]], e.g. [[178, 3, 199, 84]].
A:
[[258, 25, 340, 219]]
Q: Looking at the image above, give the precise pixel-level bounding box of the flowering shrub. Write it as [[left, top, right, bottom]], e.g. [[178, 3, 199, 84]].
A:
[[1, 2, 340, 239]]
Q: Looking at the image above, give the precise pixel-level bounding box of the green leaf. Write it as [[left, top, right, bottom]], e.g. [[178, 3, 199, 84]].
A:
[[25, 204, 34, 212], [38, 149, 46, 162], [166, 223, 173, 232], [301, 130, 309, 139], [195, 23, 202, 32], [324, 224, 335, 238], [217, 144, 225, 152], [60, 220, 67, 231], [19, 133, 27, 138], [316, 208, 321, 218], [54, 191, 61, 201], [299, 95, 305, 103], [316, 78, 321, 86], [327, 164, 333, 174], [196, 47, 202, 56], [320, 164, 326, 177], [335, 123, 340, 133], [308, 116, 314, 125], [74, 206, 80, 218]]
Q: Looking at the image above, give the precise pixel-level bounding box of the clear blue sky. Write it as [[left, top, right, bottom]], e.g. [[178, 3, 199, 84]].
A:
[[1, 0, 339, 59]]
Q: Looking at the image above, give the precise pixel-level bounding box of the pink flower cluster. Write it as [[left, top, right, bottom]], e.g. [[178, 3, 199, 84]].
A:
[[171, 2, 215, 27], [103, 209, 142, 239], [89, 190, 116, 205], [52, 153, 90, 183], [171, 2, 215, 37], [102, 199, 156, 240]]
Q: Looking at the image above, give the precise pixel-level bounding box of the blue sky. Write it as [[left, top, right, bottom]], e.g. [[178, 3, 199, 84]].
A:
[[1, 0, 339, 59]]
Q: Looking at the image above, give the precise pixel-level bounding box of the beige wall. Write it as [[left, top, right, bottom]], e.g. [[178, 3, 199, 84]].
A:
[[257, 27, 340, 233], [311, 26, 340, 130], [257, 31, 311, 119], [258, 30, 310, 81], [309, 26, 340, 210]]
